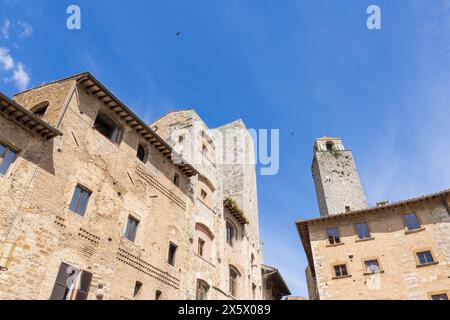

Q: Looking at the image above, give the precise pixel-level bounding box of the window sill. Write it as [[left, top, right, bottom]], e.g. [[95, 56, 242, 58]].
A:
[[405, 227, 426, 235], [363, 270, 384, 275], [356, 237, 375, 243], [326, 242, 345, 248], [416, 261, 439, 268], [195, 253, 216, 268], [332, 275, 352, 280]]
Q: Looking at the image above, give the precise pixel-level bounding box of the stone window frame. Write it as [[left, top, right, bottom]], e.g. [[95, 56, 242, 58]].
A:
[[92, 110, 124, 145], [123, 213, 141, 243], [353, 221, 375, 242], [427, 291, 449, 300], [68, 183, 92, 218], [326, 226, 344, 247], [401, 211, 426, 235], [30, 101, 50, 119], [413, 248, 439, 268], [361, 257, 384, 275], [330, 261, 352, 279], [0, 139, 20, 178]]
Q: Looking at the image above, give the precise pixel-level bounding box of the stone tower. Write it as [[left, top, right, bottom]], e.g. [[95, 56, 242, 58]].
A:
[[311, 137, 368, 217]]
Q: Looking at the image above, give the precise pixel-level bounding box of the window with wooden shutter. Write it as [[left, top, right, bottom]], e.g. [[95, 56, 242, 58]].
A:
[[50, 262, 70, 300], [75, 270, 93, 300], [50, 262, 93, 300]]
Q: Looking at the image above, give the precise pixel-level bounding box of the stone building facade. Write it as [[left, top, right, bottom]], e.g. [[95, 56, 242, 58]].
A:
[[297, 137, 450, 300], [0, 72, 288, 300]]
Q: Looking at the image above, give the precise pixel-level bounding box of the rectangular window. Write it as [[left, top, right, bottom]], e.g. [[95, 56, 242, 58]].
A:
[[0, 143, 18, 176], [431, 294, 448, 300], [416, 251, 434, 265], [333, 264, 348, 278], [125, 216, 139, 242], [404, 213, 421, 231], [198, 238, 205, 257], [355, 223, 371, 240], [327, 227, 341, 245], [155, 290, 162, 300], [93, 112, 122, 144], [50, 262, 93, 300], [173, 173, 180, 187], [168, 242, 178, 266], [364, 260, 381, 273], [69, 185, 91, 216]]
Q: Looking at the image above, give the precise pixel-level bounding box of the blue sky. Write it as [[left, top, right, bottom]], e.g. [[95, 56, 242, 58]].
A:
[[1, 0, 450, 297]]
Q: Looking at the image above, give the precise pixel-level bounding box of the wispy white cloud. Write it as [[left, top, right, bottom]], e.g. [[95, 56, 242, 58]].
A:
[[0, 47, 30, 90], [1, 17, 33, 39], [11, 62, 29, 90], [1, 18, 10, 39], [0, 47, 14, 70]]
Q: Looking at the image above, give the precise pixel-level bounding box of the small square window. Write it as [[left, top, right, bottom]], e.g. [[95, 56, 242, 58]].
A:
[[201, 189, 207, 200], [431, 294, 448, 300], [333, 264, 348, 278], [327, 227, 341, 245], [69, 185, 91, 216], [168, 242, 178, 266], [404, 213, 421, 231], [355, 223, 371, 240], [173, 173, 180, 187], [125, 216, 139, 242], [0, 143, 18, 176], [416, 251, 434, 265], [364, 260, 381, 273]]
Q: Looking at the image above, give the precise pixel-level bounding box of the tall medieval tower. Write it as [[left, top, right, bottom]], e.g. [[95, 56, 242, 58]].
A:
[[311, 137, 368, 217]]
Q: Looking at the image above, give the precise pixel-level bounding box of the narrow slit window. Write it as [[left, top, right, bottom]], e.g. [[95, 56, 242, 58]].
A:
[[198, 238, 205, 257], [168, 242, 178, 266], [155, 290, 162, 300], [229, 268, 239, 297], [69, 185, 91, 216], [0, 143, 18, 176], [133, 281, 143, 298], [125, 216, 139, 242], [136, 144, 146, 162], [226, 221, 236, 247], [173, 173, 180, 187]]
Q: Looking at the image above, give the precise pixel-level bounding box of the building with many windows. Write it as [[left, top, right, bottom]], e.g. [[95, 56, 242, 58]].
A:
[[0, 72, 289, 300], [297, 137, 450, 300]]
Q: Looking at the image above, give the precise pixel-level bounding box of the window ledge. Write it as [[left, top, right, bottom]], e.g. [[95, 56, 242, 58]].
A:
[[363, 270, 384, 276], [326, 242, 345, 248], [195, 253, 216, 268], [332, 275, 352, 280], [416, 261, 439, 268], [405, 227, 426, 235], [356, 237, 375, 243]]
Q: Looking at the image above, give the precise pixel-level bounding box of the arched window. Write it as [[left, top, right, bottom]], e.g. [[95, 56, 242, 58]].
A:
[[226, 220, 237, 247], [196, 279, 210, 300], [229, 266, 240, 298], [195, 223, 214, 261], [31, 102, 49, 118], [136, 144, 147, 162], [326, 141, 334, 151]]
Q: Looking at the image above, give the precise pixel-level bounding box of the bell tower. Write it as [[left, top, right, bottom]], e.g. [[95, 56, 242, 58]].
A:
[[311, 137, 368, 217]]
